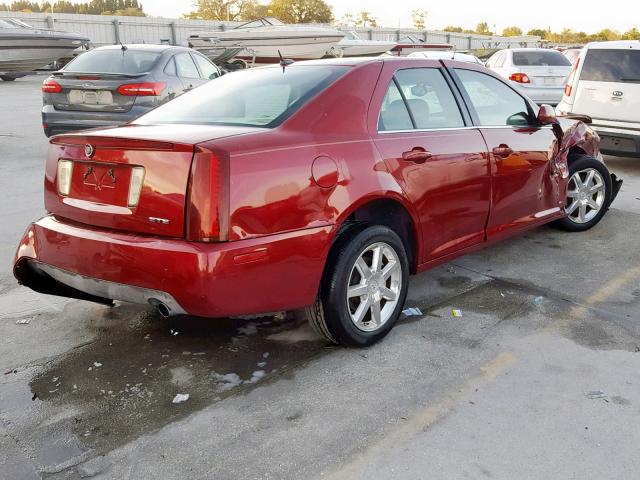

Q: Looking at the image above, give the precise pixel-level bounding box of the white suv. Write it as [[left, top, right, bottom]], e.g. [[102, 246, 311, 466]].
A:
[[557, 41, 640, 157]]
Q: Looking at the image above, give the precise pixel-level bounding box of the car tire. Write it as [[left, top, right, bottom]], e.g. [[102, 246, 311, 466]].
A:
[[552, 154, 613, 232], [1, 76, 16, 81], [306, 225, 409, 347]]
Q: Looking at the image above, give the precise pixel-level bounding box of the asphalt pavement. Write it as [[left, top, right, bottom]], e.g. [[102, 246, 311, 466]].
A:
[[1, 76, 639, 480]]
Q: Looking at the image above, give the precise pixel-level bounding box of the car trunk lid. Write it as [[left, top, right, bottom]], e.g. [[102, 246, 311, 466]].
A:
[[44, 124, 262, 238], [518, 66, 571, 87], [46, 72, 150, 113]]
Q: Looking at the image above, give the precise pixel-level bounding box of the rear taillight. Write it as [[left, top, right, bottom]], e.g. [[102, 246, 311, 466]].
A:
[[509, 73, 530, 84], [186, 148, 228, 242], [127, 166, 145, 207], [117, 82, 166, 96], [564, 58, 580, 97], [57, 159, 73, 196], [42, 79, 62, 93]]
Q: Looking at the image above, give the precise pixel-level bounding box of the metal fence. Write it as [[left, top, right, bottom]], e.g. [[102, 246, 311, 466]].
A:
[[0, 11, 541, 53]]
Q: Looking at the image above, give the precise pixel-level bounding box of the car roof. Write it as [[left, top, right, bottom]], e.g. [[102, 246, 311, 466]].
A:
[[586, 40, 640, 49], [92, 44, 183, 53]]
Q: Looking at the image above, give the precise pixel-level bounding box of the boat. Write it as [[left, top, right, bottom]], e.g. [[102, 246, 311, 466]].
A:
[[188, 17, 344, 65], [335, 31, 397, 57], [390, 35, 453, 56], [0, 18, 90, 74]]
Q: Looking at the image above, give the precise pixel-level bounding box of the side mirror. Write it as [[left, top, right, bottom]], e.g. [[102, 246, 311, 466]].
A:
[[537, 104, 558, 125]]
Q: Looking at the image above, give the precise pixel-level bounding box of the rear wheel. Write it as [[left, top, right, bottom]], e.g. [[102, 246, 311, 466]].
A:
[[1, 76, 16, 82], [552, 154, 612, 231], [306, 225, 409, 347]]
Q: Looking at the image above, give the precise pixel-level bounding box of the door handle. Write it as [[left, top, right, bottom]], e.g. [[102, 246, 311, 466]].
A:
[[402, 148, 432, 163], [492, 145, 513, 157]]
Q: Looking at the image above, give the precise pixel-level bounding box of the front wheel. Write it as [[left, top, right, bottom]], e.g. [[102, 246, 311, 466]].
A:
[[306, 225, 409, 347], [552, 154, 613, 231]]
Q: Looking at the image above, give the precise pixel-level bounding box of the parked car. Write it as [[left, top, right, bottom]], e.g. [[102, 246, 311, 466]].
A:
[[557, 41, 640, 157], [408, 51, 483, 64], [485, 48, 572, 105], [15, 58, 621, 347], [41, 44, 223, 137]]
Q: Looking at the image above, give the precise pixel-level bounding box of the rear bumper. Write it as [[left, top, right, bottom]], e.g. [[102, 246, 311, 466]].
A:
[[591, 126, 640, 158], [512, 84, 564, 105], [14, 216, 335, 317], [41, 105, 148, 137]]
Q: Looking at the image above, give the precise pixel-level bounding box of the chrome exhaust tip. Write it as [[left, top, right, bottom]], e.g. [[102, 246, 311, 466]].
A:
[[149, 298, 172, 317]]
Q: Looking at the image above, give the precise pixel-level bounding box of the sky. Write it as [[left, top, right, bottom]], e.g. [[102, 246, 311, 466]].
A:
[[140, 0, 639, 33]]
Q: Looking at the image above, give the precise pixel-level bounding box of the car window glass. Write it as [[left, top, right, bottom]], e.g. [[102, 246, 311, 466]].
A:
[[455, 69, 531, 126], [580, 49, 640, 82], [192, 54, 220, 79], [512, 50, 571, 66], [136, 65, 348, 128], [394, 69, 464, 129], [175, 53, 200, 79], [494, 53, 505, 67], [164, 56, 177, 76], [378, 81, 413, 131], [64, 50, 160, 74]]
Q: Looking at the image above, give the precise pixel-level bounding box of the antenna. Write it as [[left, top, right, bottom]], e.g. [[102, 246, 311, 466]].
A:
[[120, 42, 127, 55], [278, 50, 294, 72]]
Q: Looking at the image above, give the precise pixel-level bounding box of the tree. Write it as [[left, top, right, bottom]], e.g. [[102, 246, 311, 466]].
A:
[[339, 13, 356, 27], [502, 26, 522, 37], [622, 27, 640, 40], [355, 11, 377, 28], [411, 9, 427, 30], [185, 0, 266, 21], [443, 25, 463, 33], [267, 0, 333, 24], [527, 28, 548, 38], [475, 22, 493, 35]]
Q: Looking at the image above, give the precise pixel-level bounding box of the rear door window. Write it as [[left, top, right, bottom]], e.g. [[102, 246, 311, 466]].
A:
[[512, 51, 571, 66], [394, 69, 464, 129], [378, 81, 413, 131], [580, 49, 640, 82], [175, 53, 200, 79], [455, 69, 532, 126], [65, 50, 160, 74], [192, 54, 220, 80], [378, 68, 464, 131], [164, 56, 177, 76]]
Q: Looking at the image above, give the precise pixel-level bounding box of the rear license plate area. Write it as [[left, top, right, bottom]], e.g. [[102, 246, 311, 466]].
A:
[[68, 161, 132, 206], [68, 89, 113, 105]]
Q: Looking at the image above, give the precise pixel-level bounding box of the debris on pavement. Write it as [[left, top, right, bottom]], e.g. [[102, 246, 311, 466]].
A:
[[452, 309, 463, 317], [586, 390, 608, 401], [16, 317, 31, 325], [446, 266, 456, 274], [532, 296, 544, 306], [248, 370, 266, 383], [31, 393, 38, 401], [257, 361, 267, 367], [4, 367, 16, 375], [93, 362, 102, 368], [211, 372, 243, 391], [172, 393, 190, 404], [402, 307, 423, 316]]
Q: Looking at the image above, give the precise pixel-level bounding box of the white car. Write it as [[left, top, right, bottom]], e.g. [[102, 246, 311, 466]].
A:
[[557, 41, 640, 157], [407, 51, 483, 64], [485, 48, 572, 105]]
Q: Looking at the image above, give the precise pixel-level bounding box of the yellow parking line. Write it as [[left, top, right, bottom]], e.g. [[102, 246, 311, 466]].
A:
[[324, 352, 517, 479]]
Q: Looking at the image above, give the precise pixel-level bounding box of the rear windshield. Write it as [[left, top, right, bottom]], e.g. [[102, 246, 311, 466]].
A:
[[136, 65, 349, 128], [580, 49, 640, 82], [512, 51, 571, 67], [64, 50, 161, 74]]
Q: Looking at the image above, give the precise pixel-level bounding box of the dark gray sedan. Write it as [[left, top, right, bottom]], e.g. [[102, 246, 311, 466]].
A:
[[41, 44, 223, 137]]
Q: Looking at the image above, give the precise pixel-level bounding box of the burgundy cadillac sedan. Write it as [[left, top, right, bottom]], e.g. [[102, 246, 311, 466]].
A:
[[14, 57, 621, 346]]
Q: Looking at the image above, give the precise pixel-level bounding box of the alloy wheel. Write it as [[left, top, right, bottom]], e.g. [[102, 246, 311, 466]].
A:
[[565, 167, 606, 224], [346, 242, 402, 332]]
